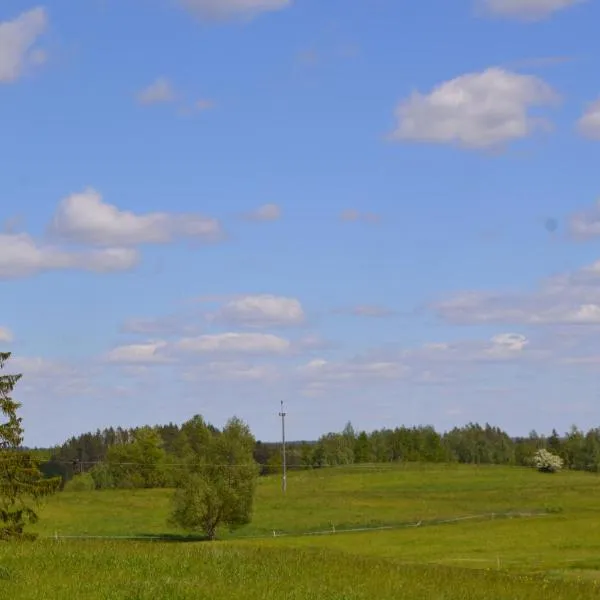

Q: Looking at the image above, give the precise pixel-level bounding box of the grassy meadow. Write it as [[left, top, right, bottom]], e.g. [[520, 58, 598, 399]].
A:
[[3, 463, 600, 598]]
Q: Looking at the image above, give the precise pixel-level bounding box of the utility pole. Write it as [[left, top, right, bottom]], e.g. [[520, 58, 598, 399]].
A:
[[279, 400, 287, 494]]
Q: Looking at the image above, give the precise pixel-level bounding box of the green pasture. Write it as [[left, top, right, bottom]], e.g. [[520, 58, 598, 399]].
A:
[[2, 542, 599, 600], [31, 463, 593, 538], [2, 463, 600, 598]]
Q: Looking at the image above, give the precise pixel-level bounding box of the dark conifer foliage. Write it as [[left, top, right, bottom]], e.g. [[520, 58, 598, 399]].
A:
[[0, 352, 60, 540]]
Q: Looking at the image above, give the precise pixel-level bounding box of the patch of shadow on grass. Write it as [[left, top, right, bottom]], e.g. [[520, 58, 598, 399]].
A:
[[134, 533, 209, 543]]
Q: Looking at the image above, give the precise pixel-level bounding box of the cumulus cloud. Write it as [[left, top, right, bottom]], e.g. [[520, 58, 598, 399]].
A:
[[340, 209, 380, 224], [0, 233, 138, 279], [137, 77, 176, 105], [403, 333, 533, 364], [390, 68, 558, 149], [0, 327, 14, 343], [299, 357, 409, 384], [214, 294, 305, 328], [569, 198, 600, 239], [244, 204, 282, 222], [108, 331, 292, 365], [176, 332, 291, 354], [106, 342, 171, 365], [120, 315, 201, 336], [0, 7, 48, 83], [577, 99, 600, 140], [433, 259, 600, 326], [50, 188, 223, 246], [9, 356, 59, 376], [183, 361, 280, 382], [178, 0, 291, 20], [481, 0, 585, 20]]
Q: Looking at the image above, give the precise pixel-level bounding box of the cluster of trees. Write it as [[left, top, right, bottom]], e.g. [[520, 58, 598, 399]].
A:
[[1, 352, 259, 541], [302, 422, 600, 473], [40, 419, 600, 492], [62, 417, 260, 539], [9, 345, 600, 541]]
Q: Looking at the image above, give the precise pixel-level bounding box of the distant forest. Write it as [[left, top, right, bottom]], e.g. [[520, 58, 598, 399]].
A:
[[26, 418, 600, 489]]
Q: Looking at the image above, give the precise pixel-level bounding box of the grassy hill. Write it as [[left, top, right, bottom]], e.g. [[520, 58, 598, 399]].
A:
[[3, 463, 600, 598]]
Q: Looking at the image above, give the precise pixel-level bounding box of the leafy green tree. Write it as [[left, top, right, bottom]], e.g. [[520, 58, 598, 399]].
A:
[[0, 352, 59, 540], [265, 451, 282, 475], [170, 417, 259, 540], [299, 442, 314, 468], [106, 426, 168, 488], [354, 431, 372, 463]]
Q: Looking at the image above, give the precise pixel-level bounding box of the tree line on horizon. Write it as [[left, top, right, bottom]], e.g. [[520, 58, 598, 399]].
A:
[[3, 348, 599, 541], [32, 418, 600, 490]]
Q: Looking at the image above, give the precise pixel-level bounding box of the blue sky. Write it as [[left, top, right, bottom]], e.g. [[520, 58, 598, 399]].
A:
[[2, 0, 600, 447]]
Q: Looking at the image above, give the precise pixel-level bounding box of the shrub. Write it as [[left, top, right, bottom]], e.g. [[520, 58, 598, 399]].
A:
[[89, 462, 115, 490], [532, 449, 563, 473], [64, 473, 96, 492]]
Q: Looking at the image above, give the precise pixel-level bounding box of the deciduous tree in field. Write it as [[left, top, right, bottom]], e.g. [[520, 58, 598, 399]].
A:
[[169, 417, 259, 541], [106, 426, 168, 488], [0, 352, 60, 540], [532, 449, 563, 473]]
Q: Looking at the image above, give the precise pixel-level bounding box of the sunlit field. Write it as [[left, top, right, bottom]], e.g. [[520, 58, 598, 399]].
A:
[[3, 464, 600, 598]]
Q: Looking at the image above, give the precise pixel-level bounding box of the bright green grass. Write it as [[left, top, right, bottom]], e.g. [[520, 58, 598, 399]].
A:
[[1, 541, 599, 599], [32, 463, 597, 538], [4, 463, 600, 598], [258, 513, 600, 578]]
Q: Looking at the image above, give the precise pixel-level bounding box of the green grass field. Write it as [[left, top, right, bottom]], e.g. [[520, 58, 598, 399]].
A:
[[3, 464, 600, 598]]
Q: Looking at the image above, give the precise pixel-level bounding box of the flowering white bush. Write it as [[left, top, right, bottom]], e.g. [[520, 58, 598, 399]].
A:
[[532, 449, 563, 473]]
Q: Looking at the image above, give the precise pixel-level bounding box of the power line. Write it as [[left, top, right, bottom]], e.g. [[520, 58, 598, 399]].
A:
[[48, 459, 409, 469], [279, 400, 287, 495]]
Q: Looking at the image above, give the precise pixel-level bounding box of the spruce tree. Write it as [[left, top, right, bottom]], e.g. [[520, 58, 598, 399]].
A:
[[0, 352, 59, 540]]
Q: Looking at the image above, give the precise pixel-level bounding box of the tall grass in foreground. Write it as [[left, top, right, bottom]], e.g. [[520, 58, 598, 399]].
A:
[[1, 541, 599, 600]]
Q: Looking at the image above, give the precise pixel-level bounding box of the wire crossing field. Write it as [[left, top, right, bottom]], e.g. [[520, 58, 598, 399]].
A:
[[3, 464, 600, 598]]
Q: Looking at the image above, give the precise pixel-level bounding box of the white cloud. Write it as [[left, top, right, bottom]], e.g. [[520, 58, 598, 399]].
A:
[[183, 361, 279, 382], [244, 204, 282, 222], [577, 99, 600, 140], [569, 199, 600, 239], [390, 68, 558, 149], [487, 333, 529, 356], [137, 77, 176, 105], [120, 315, 201, 336], [215, 295, 305, 328], [50, 188, 223, 246], [9, 356, 60, 376], [0, 7, 48, 83], [0, 327, 14, 343], [433, 259, 600, 326], [106, 342, 171, 365], [434, 291, 600, 326], [176, 332, 291, 354], [178, 0, 291, 20], [407, 333, 532, 363], [482, 0, 584, 20], [0, 233, 138, 279], [299, 357, 409, 382], [340, 209, 380, 223], [296, 357, 411, 396]]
